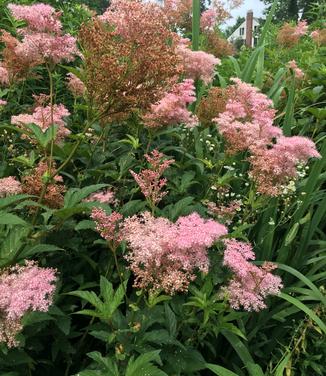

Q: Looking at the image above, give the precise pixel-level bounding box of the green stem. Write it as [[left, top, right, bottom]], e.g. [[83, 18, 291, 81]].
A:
[[192, 0, 200, 51]]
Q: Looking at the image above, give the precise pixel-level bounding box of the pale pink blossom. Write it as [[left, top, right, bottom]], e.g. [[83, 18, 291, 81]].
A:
[[91, 208, 123, 246], [0, 99, 7, 106], [177, 43, 221, 84], [0, 65, 9, 86], [85, 189, 116, 205], [66, 73, 85, 97], [122, 212, 227, 294], [130, 150, 174, 206], [201, 9, 217, 31], [8, 3, 62, 34], [0, 260, 56, 347], [222, 239, 282, 311], [99, 0, 170, 39], [144, 79, 197, 128], [287, 60, 304, 79], [14, 33, 79, 65], [310, 30, 320, 40], [294, 20, 308, 37], [249, 136, 320, 196], [11, 103, 70, 143], [0, 176, 22, 197], [214, 78, 280, 154]]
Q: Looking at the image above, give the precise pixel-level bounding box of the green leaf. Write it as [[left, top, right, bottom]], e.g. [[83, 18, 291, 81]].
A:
[[205, 363, 238, 376], [125, 351, 167, 376], [0, 194, 33, 210], [284, 222, 299, 246], [19, 244, 63, 258], [68, 290, 104, 311], [0, 212, 28, 226], [222, 331, 264, 376], [279, 293, 326, 335], [164, 304, 177, 337], [274, 352, 291, 376], [64, 184, 108, 208]]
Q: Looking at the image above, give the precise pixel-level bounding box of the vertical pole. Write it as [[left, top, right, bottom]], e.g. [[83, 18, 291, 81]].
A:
[[192, 0, 200, 51]]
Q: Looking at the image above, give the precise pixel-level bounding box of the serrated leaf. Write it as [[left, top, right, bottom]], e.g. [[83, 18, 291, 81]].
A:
[[0, 212, 28, 226]]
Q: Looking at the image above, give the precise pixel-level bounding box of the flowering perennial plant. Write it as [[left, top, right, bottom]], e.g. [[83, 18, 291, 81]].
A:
[[22, 162, 66, 209], [80, 1, 180, 120], [7, 3, 79, 67], [11, 102, 70, 143], [214, 79, 320, 195], [144, 79, 197, 128], [0, 176, 22, 198], [130, 150, 175, 207], [277, 20, 308, 47], [91, 208, 123, 248], [66, 73, 86, 97], [287, 60, 304, 80], [0, 261, 56, 347], [85, 189, 116, 205], [222, 240, 282, 311], [177, 40, 221, 84], [122, 212, 227, 294]]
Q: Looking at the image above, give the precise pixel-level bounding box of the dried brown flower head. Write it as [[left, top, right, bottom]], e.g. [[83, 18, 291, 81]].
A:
[[79, 1, 181, 122], [202, 32, 234, 58], [22, 162, 65, 209], [277, 23, 300, 48], [196, 87, 228, 127]]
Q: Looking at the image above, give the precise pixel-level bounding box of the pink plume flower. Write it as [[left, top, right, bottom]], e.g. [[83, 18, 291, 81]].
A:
[[249, 136, 320, 196], [85, 189, 116, 205], [0, 65, 9, 86], [11, 103, 70, 143], [0, 260, 56, 347], [130, 150, 174, 206], [122, 212, 227, 294], [14, 33, 79, 65], [91, 208, 123, 246], [66, 73, 86, 97], [214, 78, 280, 154], [287, 60, 304, 80], [177, 42, 221, 84], [294, 20, 308, 37], [222, 239, 282, 311], [8, 3, 62, 34], [0, 176, 22, 197], [144, 79, 197, 128], [201, 9, 217, 31], [0, 99, 7, 106]]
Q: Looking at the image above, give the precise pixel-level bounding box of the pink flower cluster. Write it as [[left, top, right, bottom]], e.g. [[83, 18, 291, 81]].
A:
[[144, 79, 197, 128], [8, 3, 62, 34], [122, 212, 227, 294], [287, 60, 304, 80], [66, 73, 86, 97], [130, 150, 174, 206], [91, 208, 123, 247], [11, 103, 71, 143], [177, 41, 221, 84], [0, 261, 56, 347], [100, 0, 169, 39], [85, 189, 116, 205], [215, 78, 280, 154], [7, 3, 79, 65], [0, 65, 9, 86], [0, 176, 22, 198], [206, 200, 241, 224], [293, 20, 308, 37], [214, 79, 320, 195], [201, 9, 218, 31], [249, 136, 320, 196], [222, 239, 282, 311], [0, 99, 7, 106]]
